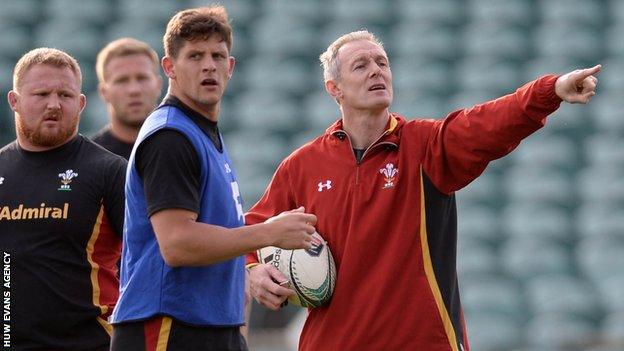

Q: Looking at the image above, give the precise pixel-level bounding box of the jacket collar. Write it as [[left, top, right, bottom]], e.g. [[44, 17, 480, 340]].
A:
[[327, 113, 404, 146]]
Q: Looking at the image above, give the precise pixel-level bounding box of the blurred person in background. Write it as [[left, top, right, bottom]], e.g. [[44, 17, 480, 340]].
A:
[[109, 6, 316, 351], [246, 30, 600, 351], [91, 37, 162, 159], [0, 48, 126, 350]]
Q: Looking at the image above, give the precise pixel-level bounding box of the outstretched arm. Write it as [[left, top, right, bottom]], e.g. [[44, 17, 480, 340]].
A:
[[421, 65, 601, 194]]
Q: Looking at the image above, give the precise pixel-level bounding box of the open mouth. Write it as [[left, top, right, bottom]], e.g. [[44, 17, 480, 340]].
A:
[[201, 78, 218, 87], [368, 83, 386, 91]]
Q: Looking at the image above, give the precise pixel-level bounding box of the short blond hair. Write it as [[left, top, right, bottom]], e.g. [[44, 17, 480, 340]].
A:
[[164, 5, 232, 59], [319, 30, 384, 82], [13, 48, 82, 90], [96, 37, 160, 83]]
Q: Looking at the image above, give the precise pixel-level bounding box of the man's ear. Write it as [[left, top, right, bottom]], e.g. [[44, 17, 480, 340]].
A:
[[325, 79, 341, 101], [7, 90, 19, 112], [98, 82, 109, 102], [228, 56, 235, 79], [79, 94, 87, 113], [162, 56, 175, 80]]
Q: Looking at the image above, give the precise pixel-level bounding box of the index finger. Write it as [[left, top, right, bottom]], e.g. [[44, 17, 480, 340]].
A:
[[267, 279, 296, 297], [576, 64, 602, 80], [286, 206, 305, 214]]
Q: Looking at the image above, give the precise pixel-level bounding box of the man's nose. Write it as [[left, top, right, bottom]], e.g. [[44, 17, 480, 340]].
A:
[[46, 94, 61, 110], [202, 57, 217, 72], [370, 62, 382, 78], [127, 79, 142, 94]]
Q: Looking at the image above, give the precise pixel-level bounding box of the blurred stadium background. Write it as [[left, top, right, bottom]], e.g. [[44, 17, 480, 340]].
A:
[[1, 0, 623, 350]]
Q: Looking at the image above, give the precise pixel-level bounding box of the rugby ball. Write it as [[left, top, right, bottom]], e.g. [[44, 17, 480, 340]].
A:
[[257, 231, 336, 308]]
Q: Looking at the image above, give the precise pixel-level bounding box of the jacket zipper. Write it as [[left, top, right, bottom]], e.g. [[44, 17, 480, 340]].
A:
[[333, 131, 397, 185]]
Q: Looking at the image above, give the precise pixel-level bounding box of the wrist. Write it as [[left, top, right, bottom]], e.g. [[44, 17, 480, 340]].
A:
[[553, 74, 565, 101], [257, 222, 276, 247], [245, 262, 260, 272]]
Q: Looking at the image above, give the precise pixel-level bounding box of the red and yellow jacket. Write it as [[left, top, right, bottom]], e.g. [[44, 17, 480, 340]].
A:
[[246, 75, 562, 351]]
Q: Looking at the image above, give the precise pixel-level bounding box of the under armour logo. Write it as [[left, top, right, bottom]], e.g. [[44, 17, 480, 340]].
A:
[[224, 163, 232, 173], [317, 180, 332, 192], [0, 177, 4, 185]]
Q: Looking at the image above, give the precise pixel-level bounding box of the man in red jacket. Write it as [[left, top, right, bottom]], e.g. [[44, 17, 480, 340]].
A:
[[246, 30, 600, 351]]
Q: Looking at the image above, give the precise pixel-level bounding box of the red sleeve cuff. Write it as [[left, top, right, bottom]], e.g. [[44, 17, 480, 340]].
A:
[[516, 74, 563, 124], [246, 252, 259, 267], [537, 74, 563, 110]]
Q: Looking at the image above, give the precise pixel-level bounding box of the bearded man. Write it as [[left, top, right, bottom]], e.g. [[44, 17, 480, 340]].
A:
[[0, 47, 126, 351]]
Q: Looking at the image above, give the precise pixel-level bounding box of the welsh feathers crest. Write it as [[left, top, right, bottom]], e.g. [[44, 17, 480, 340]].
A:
[[58, 169, 78, 191], [379, 163, 398, 189]]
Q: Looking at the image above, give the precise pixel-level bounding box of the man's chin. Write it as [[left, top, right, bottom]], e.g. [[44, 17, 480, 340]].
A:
[[118, 114, 148, 128], [199, 97, 220, 106], [28, 129, 75, 148], [123, 120, 145, 129], [198, 90, 222, 104], [368, 100, 392, 111]]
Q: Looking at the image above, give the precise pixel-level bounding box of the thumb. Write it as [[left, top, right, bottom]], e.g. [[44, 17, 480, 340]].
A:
[[580, 90, 596, 103]]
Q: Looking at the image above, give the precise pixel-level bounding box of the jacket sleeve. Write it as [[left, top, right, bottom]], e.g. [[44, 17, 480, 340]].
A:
[[422, 74, 562, 194], [245, 159, 298, 267]]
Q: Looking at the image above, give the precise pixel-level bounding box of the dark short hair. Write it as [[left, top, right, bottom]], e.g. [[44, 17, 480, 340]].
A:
[[164, 5, 232, 58]]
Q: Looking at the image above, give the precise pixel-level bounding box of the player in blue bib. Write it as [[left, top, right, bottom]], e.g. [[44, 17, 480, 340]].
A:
[[110, 6, 317, 351]]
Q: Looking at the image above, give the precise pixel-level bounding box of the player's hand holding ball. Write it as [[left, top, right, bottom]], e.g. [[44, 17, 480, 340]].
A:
[[248, 264, 295, 311], [251, 209, 337, 310], [263, 206, 316, 250]]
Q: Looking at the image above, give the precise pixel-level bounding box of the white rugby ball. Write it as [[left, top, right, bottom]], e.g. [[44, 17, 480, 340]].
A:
[[257, 231, 336, 308]]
